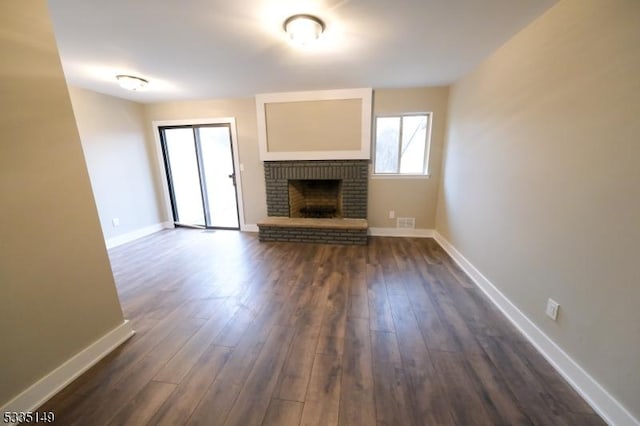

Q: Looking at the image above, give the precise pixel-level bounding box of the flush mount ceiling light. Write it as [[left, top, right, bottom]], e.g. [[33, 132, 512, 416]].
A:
[[116, 74, 149, 91], [283, 14, 325, 46]]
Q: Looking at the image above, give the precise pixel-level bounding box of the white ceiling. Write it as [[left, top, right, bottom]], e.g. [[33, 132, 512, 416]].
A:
[[48, 0, 557, 103]]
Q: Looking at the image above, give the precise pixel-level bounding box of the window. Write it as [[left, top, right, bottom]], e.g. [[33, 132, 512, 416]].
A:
[[373, 113, 431, 175]]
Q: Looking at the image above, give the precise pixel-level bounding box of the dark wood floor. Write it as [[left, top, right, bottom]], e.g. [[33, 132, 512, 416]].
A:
[[39, 229, 604, 425]]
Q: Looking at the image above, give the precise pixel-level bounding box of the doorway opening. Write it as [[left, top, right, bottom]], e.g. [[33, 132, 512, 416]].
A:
[[159, 124, 240, 229]]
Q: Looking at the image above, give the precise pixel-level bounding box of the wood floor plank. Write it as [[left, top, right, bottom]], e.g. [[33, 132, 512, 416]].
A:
[[212, 305, 256, 347], [430, 350, 497, 425], [513, 341, 597, 415], [186, 305, 283, 425], [386, 293, 454, 425], [67, 316, 206, 425], [275, 281, 332, 401], [386, 293, 433, 373], [339, 318, 376, 426], [261, 399, 304, 426], [347, 293, 369, 319], [316, 271, 348, 358], [430, 263, 518, 341], [223, 325, 296, 426], [300, 354, 342, 426], [150, 344, 231, 425], [69, 303, 195, 396], [423, 267, 485, 354], [402, 365, 455, 426], [371, 331, 416, 426], [366, 264, 395, 332], [402, 275, 458, 353], [182, 297, 226, 320], [107, 380, 176, 426], [315, 333, 345, 359], [476, 335, 594, 425], [466, 286, 526, 341], [153, 299, 236, 384], [419, 238, 450, 265], [465, 351, 533, 425], [36, 230, 604, 426], [275, 324, 322, 402]]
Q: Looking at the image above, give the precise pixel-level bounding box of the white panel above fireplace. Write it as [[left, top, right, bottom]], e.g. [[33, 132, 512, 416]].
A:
[[256, 88, 372, 161]]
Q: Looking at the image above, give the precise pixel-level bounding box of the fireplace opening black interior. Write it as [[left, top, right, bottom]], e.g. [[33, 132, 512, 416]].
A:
[[288, 179, 342, 218]]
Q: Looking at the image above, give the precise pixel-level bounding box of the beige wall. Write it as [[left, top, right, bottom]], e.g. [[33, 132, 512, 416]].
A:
[[68, 87, 163, 240], [143, 98, 266, 225], [145, 88, 448, 229], [436, 0, 640, 417], [265, 99, 362, 152], [369, 87, 449, 228], [0, 0, 126, 407]]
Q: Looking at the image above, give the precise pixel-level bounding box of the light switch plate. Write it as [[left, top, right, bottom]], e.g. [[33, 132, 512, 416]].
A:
[[546, 298, 559, 321]]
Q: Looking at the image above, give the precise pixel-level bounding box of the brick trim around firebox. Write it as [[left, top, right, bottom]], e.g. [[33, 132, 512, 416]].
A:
[[264, 160, 368, 218]]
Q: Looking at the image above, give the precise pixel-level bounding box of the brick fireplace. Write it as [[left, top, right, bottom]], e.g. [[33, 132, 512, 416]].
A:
[[259, 160, 369, 244]]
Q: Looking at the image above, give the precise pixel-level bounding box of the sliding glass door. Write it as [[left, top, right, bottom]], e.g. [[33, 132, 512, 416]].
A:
[[160, 124, 239, 229], [162, 127, 206, 226]]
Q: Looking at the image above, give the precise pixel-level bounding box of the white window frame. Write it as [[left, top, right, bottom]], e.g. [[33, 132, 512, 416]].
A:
[[372, 112, 433, 178]]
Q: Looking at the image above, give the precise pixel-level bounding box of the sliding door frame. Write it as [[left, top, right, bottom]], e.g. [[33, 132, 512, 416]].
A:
[[152, 118, 247, 231]]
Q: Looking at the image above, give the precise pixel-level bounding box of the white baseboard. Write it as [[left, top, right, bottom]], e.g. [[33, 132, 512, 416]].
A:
[[433, 231, 638, 426], [242, 224, 259, 233], [105, 222, 173, 249], [368, 227, 434, 238], [0, 321, 135, 421]]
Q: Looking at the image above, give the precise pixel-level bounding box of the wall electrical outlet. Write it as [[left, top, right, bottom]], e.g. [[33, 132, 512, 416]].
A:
[[112, 217, 120, 227], [545, 298, 559, 321], [389, 210, 395, 219]]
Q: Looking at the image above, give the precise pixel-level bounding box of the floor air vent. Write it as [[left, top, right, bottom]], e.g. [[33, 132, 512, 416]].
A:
[[397, 217, 416, 229]]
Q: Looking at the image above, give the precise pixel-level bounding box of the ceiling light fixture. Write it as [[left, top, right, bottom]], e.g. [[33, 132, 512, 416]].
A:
[[283, 14, 325, 46], [116, 74, 149, 91]]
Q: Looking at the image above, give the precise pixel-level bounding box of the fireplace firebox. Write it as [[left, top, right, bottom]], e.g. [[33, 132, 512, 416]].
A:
[[288, 179, 342, 218]]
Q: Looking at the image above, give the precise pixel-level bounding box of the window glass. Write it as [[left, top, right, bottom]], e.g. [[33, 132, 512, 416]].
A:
[[374, 114, 430, 175], [374, 117, 400, 173], [400, 115, 428, 174]]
